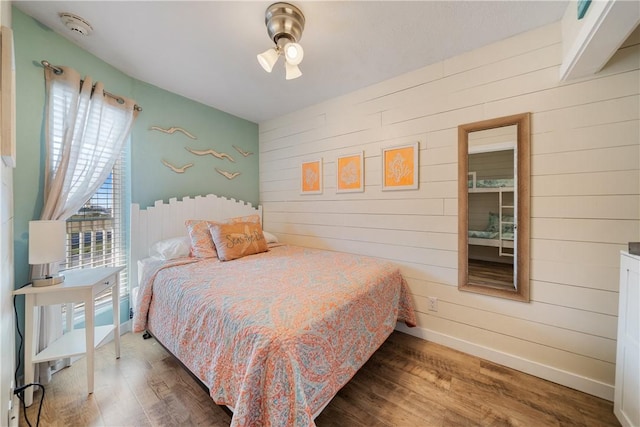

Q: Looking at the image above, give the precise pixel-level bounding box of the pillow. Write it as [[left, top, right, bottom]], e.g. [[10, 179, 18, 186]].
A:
[[262, 230, 279, 244], [208, 221, 268, 261], [185, 214, 261, 259], [487, 212, 499, 232], [149, 236, 191, 260], [186, 220, 218, 258], [487, 212, 515, 234], [231, 214, 261, 224]]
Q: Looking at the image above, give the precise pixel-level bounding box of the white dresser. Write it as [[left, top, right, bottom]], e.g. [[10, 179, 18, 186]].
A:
[[615, 251, 639, 427]]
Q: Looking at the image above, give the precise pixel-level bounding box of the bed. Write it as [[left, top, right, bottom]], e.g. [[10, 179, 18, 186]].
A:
[[467, 173, 515, 255], [468, 210, 515, 255], [130, 194, 416, 427], [467, 177, 514, 190]]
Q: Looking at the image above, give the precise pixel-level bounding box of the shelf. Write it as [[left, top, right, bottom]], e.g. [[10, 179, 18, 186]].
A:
[[33, 324, 115, 363]]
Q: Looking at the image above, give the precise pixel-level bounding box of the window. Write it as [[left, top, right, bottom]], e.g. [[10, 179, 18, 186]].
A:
[[44, 69, 135, 329], [62, 150, 128, 323]]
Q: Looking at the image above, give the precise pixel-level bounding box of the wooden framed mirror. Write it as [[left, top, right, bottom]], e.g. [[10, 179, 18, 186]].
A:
[[458, 113, 530, 302]]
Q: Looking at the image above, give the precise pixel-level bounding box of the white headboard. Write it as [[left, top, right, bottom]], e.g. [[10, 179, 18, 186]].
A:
[[130, 194, 262, 287]]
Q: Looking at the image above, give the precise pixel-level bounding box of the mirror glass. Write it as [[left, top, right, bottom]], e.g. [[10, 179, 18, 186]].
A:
[[458, 113, 530, 302]]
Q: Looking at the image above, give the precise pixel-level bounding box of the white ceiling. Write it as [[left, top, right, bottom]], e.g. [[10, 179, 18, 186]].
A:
[[14, 1, 568, 123]]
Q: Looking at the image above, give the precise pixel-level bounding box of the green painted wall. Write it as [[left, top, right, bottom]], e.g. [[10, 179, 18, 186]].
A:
[[12, 8, 258, 315], [13, 9, 136, 293], [132, 81, 258, 210]]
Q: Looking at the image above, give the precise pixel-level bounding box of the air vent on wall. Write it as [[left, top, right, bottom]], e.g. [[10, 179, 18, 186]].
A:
[[59, 12, 93, 36]]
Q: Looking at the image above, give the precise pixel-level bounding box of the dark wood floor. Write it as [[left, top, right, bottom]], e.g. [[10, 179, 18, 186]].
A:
[[20, 331, 619, 426], [468, 259, 515, 290]]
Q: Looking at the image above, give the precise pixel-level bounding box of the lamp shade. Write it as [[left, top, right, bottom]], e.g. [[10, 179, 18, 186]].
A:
[[257, 48, 279, 73], [29, 220, 66, 265], [285, 62, 302, 80]]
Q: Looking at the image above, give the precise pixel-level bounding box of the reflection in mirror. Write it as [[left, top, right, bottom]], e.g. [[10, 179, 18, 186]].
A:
[[458, 113, 530, 302], [468, 127, 515, 288]]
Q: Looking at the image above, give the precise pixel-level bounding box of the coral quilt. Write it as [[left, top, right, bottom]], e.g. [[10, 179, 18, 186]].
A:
[[133, 244, 416, 427]]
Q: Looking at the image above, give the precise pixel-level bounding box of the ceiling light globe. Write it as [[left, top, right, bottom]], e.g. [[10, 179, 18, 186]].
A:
[[284, 43, 304, 66], [257, 48, 279, 73]]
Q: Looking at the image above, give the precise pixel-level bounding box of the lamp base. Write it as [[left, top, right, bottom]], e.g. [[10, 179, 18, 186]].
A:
[[32, 275, 65, 287]]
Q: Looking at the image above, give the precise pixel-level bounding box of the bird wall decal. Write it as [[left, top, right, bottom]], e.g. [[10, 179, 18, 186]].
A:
[[186, 147, 235, 162], [215, 168, 241, 180], [161, 159, 194, 174], [150, 126, 197, 139], [233, 145, 254, 157]]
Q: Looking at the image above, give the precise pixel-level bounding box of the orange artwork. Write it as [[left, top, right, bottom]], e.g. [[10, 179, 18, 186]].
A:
[[336, 152, 363, 193], [382, 143, 419, 190], [301, 159, 322, 194]]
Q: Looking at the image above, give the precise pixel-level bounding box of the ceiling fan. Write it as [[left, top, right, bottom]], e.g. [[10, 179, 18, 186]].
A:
[[257, 2, 306, 80]]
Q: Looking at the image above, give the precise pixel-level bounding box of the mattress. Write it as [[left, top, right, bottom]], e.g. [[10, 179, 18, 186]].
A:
[[468, 178, 514, 188], [468, 230, 514, 240]]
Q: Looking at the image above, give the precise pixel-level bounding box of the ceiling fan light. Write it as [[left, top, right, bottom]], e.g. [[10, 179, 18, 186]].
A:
[[257, 48, 279, 73], [284, 42, 304, 65], [259, 3, 306, 80], [285, 62, 302, 80]]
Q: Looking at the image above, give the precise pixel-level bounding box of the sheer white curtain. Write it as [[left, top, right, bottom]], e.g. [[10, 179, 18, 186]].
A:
[[32, 65, 138, 384]]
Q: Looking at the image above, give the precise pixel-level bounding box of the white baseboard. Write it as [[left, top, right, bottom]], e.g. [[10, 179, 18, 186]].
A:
[[395, 323, 614, 401], [120, 319, 132, 335]]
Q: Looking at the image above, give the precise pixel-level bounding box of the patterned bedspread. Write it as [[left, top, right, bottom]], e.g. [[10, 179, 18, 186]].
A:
[[133, 244, 416, 427]]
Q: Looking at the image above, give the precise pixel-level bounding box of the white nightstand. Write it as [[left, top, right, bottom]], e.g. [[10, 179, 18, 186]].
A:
[[13, 266, 124, 406]]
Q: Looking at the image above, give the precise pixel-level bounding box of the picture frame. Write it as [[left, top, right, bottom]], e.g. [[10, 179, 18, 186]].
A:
[[336, 151, 364, 193], [300, 158, 322, 195], [1, 26, 16, 167], [381, 142, 419, 191]]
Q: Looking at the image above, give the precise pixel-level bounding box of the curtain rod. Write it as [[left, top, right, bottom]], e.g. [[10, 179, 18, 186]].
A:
[[41, 60, 143, 112]]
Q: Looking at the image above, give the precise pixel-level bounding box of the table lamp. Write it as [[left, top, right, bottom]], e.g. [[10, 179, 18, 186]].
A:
[[29, 220, 66, 287]]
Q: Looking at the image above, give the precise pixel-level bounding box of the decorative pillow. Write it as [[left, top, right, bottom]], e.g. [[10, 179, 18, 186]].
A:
[[230, 214, 261, 224], [185, 214, 261, 259], [149, 236, 191, 260], [186, 220, 218, 258], [208, 221, 268, 261]]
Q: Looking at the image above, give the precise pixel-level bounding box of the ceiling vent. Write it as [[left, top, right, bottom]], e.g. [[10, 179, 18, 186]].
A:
[[59, 12, 93, 36]]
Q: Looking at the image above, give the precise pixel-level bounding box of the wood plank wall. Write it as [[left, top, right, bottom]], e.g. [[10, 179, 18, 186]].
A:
[[258, 22, 640, 400]]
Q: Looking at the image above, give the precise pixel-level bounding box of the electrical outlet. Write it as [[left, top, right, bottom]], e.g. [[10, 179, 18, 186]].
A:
[[8, 393, 19, 427], [8, 379, 13, 412], [427, 296, 438, 312]]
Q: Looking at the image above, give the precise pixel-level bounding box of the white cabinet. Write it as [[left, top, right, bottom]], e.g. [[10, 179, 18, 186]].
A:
[[615, 252, 639, 427]]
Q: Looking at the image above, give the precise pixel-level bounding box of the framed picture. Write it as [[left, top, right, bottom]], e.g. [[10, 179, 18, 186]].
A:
[[300, 158, 322, 194], [336, 151, 364, 193], [1, 26, 16, 167], [382, 142, 419, 191]]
